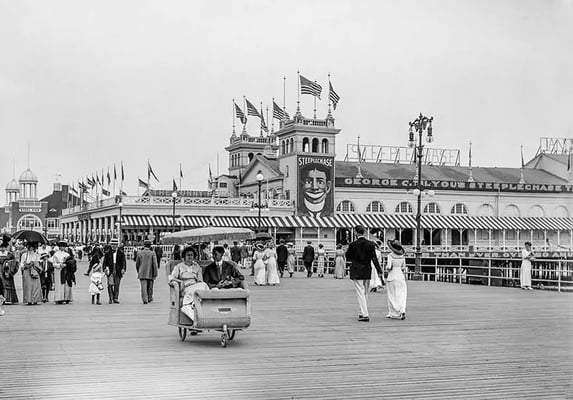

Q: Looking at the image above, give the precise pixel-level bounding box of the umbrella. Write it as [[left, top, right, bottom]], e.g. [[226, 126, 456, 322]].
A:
[[12, 230, 49, 245], [255, 232, 272, 240], [162, 227, 255, 245]]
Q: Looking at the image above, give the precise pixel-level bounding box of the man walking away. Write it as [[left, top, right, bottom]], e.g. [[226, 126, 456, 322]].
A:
[[154, 245, 163, 269], [345, 225, 382, 322], [136, 240, 158, 304], [230, 241, 241, 265], [302, 241, 315, 278], [112, 244, 127, 303], [276, 239, 288, 278]]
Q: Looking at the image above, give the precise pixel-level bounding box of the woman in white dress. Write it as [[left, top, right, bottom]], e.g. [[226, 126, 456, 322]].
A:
[[265, 242, 280, 286], [520, 241, 534, 290], [50, 241, 74, 304], [252, 243, 267, 286], [316, 244, 326, 277], [370, 241, 384, 292], [385, 239, 407, 320], [286, 243, 296, 278]]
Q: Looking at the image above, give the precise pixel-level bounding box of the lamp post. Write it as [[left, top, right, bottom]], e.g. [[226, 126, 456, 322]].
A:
[[171, 191, 178, 233], [408, 113, 434, 280], [118, 201, 123, 245], [256, 171, 264, 231]]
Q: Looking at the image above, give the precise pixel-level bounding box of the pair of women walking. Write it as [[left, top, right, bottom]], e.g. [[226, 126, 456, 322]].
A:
[[252, 242, 280, 286]]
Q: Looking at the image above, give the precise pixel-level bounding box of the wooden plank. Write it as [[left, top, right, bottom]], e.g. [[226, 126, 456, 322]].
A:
[[0, 260, 571, 399]]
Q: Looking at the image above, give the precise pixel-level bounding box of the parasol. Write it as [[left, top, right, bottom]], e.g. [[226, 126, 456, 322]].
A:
[[162, 227, 255, 245], [12, 230, 49, 245], [255, 231, 272, 240]]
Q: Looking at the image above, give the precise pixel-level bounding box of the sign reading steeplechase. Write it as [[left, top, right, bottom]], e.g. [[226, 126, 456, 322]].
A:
[[336, 177, 573, 193]]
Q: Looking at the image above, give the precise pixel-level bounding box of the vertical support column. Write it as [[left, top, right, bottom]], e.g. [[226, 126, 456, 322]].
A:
[[488, 229, 492, 250]]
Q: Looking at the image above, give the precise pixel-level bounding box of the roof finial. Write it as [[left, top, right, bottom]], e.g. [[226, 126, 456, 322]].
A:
[[27, 143, 30, 169], [356, 135, 363, 179], [468, 141, 474, 183]]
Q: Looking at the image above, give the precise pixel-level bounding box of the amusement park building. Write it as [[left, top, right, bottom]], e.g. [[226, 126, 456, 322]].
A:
[[59, 113, 573, 253]]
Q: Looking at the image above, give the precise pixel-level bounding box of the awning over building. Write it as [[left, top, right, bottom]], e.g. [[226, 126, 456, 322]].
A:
[[121, 214, 573, 231]]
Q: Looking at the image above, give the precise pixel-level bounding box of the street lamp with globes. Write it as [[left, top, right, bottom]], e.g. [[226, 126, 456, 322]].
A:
[[118, 201, 124, 245], [408, 113, 434, 280], [256, 171, 264, 231], [171, 191, 178, 233]]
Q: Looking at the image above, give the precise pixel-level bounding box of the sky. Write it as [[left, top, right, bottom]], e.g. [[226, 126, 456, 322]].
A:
[[1, 0, 572, 197]]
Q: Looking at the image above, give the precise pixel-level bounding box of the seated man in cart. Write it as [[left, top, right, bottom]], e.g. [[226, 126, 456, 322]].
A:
[[204, 246, 247, 290], [168, 246, 209, 325]]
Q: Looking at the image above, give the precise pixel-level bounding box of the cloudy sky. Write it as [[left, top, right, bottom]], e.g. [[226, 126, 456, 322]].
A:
[[1, 0, 572, 197]]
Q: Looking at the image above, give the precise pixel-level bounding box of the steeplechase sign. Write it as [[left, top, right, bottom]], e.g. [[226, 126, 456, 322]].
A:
[[336, 177, 573, 193]]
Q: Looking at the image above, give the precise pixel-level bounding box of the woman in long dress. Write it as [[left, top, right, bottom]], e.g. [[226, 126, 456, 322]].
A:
[[252, 243, 267, 286], [370, 241, 384, 292], [333, 244, 346, 279], [21, 242, 42, 305], [520, 241, 534, 290], [51, 241, 74, 304], [0, 237, 19, 304], [265, 242, 280, 286], [286, 243, 296, 278], [316, 244, 326, 277], [168, 246, 209, 324], [385, 239, 407, 320]]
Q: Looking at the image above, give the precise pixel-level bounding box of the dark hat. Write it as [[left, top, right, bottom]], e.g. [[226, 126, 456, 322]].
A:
[[0, 234, 10, 247], [279, 239, 285, 244], [354, 225, 365, 235], [387, 239, 405, 256], [57, 240, 68, 247], [306, 241, 312, 244], [524, 241, 532, 246], [181, 246, 197, 259], [212, 245, 225, 254], [143, 240, 152, 247]]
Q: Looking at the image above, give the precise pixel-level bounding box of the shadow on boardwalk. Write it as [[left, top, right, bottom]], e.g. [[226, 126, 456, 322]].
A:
[[1, 260, 572, 399]]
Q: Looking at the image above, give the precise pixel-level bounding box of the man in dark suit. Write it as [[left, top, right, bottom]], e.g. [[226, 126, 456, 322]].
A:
[[230, 241, 241, 265], [204, 246, 246, 289], [345, 225, 382, 322], [135, 240, 158, 304], [154, 245, 163, 268], [111, 244, 127, 303], [302, 241, 315, 278], [276, 239, 288, 278]]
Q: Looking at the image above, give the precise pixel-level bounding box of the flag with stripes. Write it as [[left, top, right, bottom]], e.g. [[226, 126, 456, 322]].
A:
[[138, 178, 149, 189], [113, 164, 117, 181], [272, 101, 289, 120], [87, 177, 95, 187], [234, 103, 247, 124], [261, 113, 268, 133], [179, 163, 184, 179], [102, 188, 110, 196], [329, 81, 340, 110], [172, 178, 178, 192], [148, 161, 159, 182], [107, 169, 111, 186], [300, 75, 322, 98], [121, 162, 125, 182], [245, 99, 260, 118]]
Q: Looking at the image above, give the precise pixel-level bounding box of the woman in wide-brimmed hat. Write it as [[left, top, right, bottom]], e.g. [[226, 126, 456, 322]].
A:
[[385, 239, 407, 320], [20, 241, 42, 305], [252, 242, 267, 285]]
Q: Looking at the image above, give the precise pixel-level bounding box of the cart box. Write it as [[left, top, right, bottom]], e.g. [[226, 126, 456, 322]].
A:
[[193, 289, 251, 329]]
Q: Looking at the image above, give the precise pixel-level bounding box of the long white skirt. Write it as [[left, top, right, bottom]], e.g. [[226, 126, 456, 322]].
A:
[[520, 260, 532, 288], [266, 258, 280, 285], [386, 279, 407, 318], [254, 259, 266, 285], [369, 263, 383, 290]]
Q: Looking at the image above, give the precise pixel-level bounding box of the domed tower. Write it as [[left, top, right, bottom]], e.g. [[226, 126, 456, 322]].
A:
[[19, 168, 39, 200], [5, 179, 19, 205]]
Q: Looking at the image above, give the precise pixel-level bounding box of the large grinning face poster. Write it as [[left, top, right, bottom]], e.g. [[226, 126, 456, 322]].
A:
[[297, 155, 334, 217]]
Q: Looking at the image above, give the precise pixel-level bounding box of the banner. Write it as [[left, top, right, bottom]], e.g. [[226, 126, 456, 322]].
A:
[[297, 155, 334, 217]]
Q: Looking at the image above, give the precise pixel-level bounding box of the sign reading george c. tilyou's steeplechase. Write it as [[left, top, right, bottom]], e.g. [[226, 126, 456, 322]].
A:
[[336, 177, 573, 193]]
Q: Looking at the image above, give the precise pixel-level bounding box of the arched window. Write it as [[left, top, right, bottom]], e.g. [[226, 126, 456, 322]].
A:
[[289, 138, 294, 153], [553, 205, 570, 218], [395, 202, 413, 214], [477, 204, 494, 217], [248, 152, 254, 162], [302, 138, 310, 152], [366, 201, 384, 213], [503, 204, 520, 217], [336, 200, 355, 213], [451, 203, 468, 215], [424, 202, 441, 214], [321, 138, 329, 153], [312, 138, 319, 152], [527, 205, 545, 218], [17, 214, 43, 231], [281, 141, 286, 155]]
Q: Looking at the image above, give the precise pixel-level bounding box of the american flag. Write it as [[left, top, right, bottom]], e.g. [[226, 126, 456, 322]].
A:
[[273, 101, 289, 120], [102, 188, 110, 196], [113, 164, 117, 180], [172, 178, 178, 192], [138, 178, 149, 189], [300, 75, 322, 98], [245, 99, 260, 117], [234, 103, 247, 124], [329, 81, 340, 110], [148, 161, 159, 182], [261, 114, 269, 133]]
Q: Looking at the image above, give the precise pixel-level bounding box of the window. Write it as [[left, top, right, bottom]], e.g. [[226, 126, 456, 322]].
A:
[[302, 138, 310, 152], [477, 229, 490, 240], [527, 205, 545, 218], [553, 206, 569, 218], [424, 202, 440, 214], [366, 201, 384, 213], [505, 230, 516, 240], [312, 138, 319, 152], [478, 204, 494, 217], [451, 203, 468, 215], [503, 204, 520, 218], [336, 200, 355, 213], [248, 152, 254, 162], [289, 138, 294, 153], [219, 182, 227, 188], [281, 141, 286, 155], [395, 202, 413, 214], [17, 214, 42, 231], [532, 231, 544, 240], [321, 138, 329, 153]]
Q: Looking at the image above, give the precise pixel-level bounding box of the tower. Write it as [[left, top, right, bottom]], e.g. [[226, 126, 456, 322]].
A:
[[226, 130, 279, 181], [19, 168, 39, 199], [5, 179, 19, 205]]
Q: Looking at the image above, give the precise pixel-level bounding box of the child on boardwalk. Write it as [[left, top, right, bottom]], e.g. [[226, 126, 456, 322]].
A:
[[89, 263, 104, 305]]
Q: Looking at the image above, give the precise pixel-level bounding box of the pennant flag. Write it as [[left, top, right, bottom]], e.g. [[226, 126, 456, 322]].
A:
[[179, 163, 184, 179], [329, 81, 340, 110], [78, 181, 87, 191], [234, 103, 247, 124], [148, 161, 159, 182], [172, 178, 178, 192], [114, 164, 117, 180], [300, 74, 322, 98], [261, 110, 268, 133], [107, 169, 111, 186], [521, 145, 525, 168], [121, 162, 125, 182], [102, 188, 110, 196], [273, 101, 287, 120], [95, 174, 101, 185], [70, 185, 78, 195], [121, 190, 128, 196], [208, 164, 213, 182], [138, 178, 149, 189], [87, 177, 95, 187], [245, 99, 260, 118]]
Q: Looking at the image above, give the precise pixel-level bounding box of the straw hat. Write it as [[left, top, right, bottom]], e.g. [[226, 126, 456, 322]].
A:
[[387, 239, 405, 255], [255, 242, 265, 251]]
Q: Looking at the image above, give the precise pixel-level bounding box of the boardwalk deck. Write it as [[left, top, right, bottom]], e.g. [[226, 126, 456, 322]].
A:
[[1, 260, 572, 399]]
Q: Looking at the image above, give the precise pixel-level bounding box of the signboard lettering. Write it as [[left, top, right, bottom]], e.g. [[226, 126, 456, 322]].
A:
[[297, 155, 335, 217]]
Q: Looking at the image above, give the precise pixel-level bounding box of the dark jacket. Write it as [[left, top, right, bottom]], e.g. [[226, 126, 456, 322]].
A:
[[136, 248, 158, 280], [61, 256, 77, 286], [276, 244, 288, 264], [230, 245, 242, 263], [345, 236, 382, 280], [302, 245, 315, 264], [114, 248, 127, 278], [203, 260, 245, 289]]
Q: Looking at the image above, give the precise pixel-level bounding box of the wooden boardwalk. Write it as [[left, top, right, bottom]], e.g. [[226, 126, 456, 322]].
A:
[[1, 260, 572, 399]]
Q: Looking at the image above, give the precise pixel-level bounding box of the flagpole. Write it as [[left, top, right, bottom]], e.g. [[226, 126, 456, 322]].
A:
[[519, 145, 525, 184], [468, 141, 474, 183], [268, 105, 272, 134], [296, 70, 301, 114], [327, 73, 332, 114], [243, 96, 247, 134], [120, 161, 124, 197], [179, 162, 182, 191], [232, 99, 236, 135], [147, 160, 151, 193], [260, 102, 263, 136], [283, 76, 286, 116], [313, 81, 317, 119], [113, 165, 116, 197]]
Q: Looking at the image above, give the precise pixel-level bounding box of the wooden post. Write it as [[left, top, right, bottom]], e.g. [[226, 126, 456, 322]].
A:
[[488, 258, 491, 287]]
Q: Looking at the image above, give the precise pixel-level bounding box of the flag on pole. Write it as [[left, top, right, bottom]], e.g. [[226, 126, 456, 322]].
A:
[[521, 145, 525, 168], [148, 161, 159, 182], [107, 169, 111, 186], [113, 164, 117, 181], [567, 150, 571, 172], [261, 110, 268, 133], [245, 99, 260, 117], [179, 163, 184, 179], [273, 101, 289, 120], [329, 81, 340, 110], [120, 190, 128, 196], [208, 164, 213, 182], [172, 178, 178, 192], [102, 188, 110, 196], [95, 174, 101, 185], [87, 176, 95, 187], [138, 178, 149, 189], [121, 162, 125, 182], [70, 184, 78, 195], [300, 75, 322, 98], [234, 103, 247, 124]]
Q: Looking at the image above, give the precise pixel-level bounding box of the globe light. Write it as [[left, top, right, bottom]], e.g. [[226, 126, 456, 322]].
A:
[[427, 190, 435, 197], [171, 191, 178, 198], [256, 171, 264, 182], [412, 188, 421, 196]]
